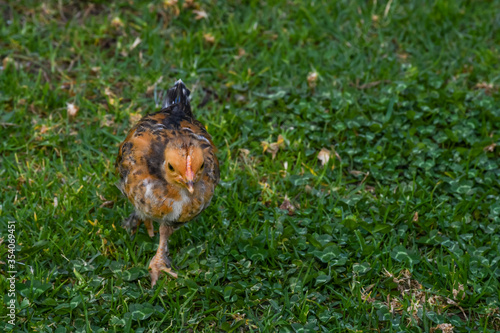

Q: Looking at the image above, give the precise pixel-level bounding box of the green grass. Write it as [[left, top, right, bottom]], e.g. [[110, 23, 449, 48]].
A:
[[1, 0, 500, 331]]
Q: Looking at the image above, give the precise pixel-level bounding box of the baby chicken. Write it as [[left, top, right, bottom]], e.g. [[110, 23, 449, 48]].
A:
[[116, 80, 219, 286]]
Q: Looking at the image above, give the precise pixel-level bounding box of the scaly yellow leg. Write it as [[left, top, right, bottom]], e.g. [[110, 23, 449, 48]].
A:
[[149, 224, 178, 287]]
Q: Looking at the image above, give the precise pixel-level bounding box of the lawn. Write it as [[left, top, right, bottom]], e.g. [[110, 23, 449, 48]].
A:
[[1, 0, 499, 331]]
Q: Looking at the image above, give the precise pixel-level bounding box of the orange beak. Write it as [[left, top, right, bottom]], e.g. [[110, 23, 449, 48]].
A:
[[185, 155, 195, 194]]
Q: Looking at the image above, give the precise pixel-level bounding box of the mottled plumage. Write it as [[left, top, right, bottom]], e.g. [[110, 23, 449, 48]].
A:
[[116, 80, 219, 286]]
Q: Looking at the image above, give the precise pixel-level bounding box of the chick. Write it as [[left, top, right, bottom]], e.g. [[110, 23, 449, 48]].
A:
[[116, 80, 219, 286]]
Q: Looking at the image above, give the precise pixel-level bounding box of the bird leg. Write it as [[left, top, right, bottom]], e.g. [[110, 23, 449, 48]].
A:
[[122, 212, 140, 235], [122, 213, 155, 238], [143, 219, 155, 238], [149, 224, 178, 287]]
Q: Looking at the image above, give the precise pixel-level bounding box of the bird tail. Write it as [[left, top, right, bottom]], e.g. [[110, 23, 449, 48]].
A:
[[159, 79, 191, 110]]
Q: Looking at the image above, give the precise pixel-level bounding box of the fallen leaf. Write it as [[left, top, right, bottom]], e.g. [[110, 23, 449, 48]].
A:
[[412, 211, 419, 222], [239, 148, 250, 158], [203, 33, 215, 43], [182, 0, 196, 8], [307, 71, 318, 88], [130, 37, 142, 51], [279, 196, 295, 216], [397, 52, 409, 60], [163, 0, 180, 15], [430, 323, 454, 333], [2, 56, 14, 69], [129, 112, 142, 124], [235, 48, 246, 59], [111, 17, 124, 28], [452, 283, 465, 300], [317, 148, 330, 166], [230, 312, 246, 321], [66, 103, 79, 118], [475, 82, 496, 94], [483, 142, 496, 152], [100, 201, 114, 208], [349, 170, 364, 176], [37, 125, 49, 134], [104, 87, 115, 98], [163, 0, 178, 7], [193, 9, 208, 20], [261, 134, 285, 159]]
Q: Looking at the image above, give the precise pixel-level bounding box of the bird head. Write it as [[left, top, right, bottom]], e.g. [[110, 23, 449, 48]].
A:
[[164, 144, 205, 194]]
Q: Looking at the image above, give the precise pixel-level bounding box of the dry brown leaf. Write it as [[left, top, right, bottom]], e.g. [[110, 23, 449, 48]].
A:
[[279, 196, 295, 216], [203, 33, 215, 43], [239, 148, 250, 158], [361, 285, 376, 303], [163, 0, 178, 8], [111, 17, 124, 28], [100, 115, 115, 127], [104, 87, 115, 98], [129, 112, 142, 124], [130, 37, 142, 51], [475, 82, 496, 94], [261, 134, 285, 159], [230, 312, 246, 321], [452, 283, 465, 300], [235, 48, 246, 59], [66, 103, 79, 118], [317, 148, 330, 166], [183, 0, 196, 8], [3, 56, 13, 67], [349, 170, 364, 176], [397, 52, 409, 60], [162, 0, 180, 15], [307, 71, 318, 88], [412, 211, 419, 222], [430, 323, 454, 333], [193, 9, 208, 20], [484, 142, 497, 152], [100, 201, 114, 208]]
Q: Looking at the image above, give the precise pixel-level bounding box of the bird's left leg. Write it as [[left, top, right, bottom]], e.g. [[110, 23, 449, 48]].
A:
[[143, 219, 155, 238], [149, 224, 178, 287]]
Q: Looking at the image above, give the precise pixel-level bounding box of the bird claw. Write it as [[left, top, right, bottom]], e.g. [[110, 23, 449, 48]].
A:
[[149, 254, 178, 287]]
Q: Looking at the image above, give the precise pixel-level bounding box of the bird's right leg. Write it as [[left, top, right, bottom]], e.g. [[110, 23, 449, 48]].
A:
[[122, 213, 155, 238], [122, 212, 141, 235]]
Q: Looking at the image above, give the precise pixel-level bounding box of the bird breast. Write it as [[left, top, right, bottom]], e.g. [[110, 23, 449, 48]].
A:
[[133, 178, 210, 225]]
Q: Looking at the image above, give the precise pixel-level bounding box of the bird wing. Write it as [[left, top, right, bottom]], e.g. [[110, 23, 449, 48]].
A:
[[116, 116, 180, 221]]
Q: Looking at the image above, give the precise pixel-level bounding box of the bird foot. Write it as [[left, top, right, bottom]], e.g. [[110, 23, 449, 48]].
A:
[[122, 213, 140, 235], [122, 213, 155, 238], [149, 253, 178, 287]]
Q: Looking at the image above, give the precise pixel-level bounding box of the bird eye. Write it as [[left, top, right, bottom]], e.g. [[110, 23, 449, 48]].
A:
[[168, 163, 174, 172], [200, 162, 205, 170]]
